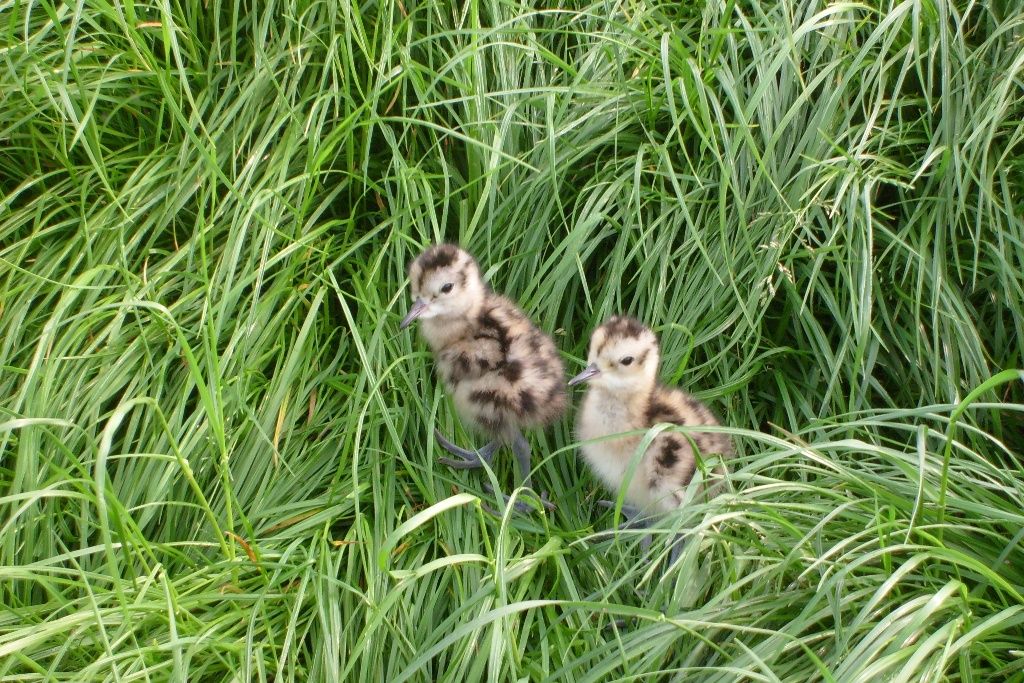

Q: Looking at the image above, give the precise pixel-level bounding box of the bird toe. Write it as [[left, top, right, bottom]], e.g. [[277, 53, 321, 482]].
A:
[[438, 455, 485, 470], [433, 429, 476, 458], [482, 483, 553, 515]]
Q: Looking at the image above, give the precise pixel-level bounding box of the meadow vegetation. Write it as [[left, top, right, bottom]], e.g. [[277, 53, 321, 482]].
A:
[[1, 0, 1023, 679]]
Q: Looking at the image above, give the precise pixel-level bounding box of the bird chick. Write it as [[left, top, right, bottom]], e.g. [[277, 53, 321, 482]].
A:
[[569, 316, 731, 557], [401, 244, 567, 511]]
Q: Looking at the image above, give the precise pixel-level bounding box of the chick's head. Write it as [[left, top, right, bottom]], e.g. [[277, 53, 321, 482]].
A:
[[402, 244, 486, 327], [570, 316, 659, 393]]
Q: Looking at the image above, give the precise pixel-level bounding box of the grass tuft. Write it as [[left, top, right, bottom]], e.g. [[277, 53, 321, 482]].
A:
[[2, 0, 1023, 679]]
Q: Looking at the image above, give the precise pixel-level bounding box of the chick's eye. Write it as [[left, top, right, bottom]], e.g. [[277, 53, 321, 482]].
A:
[[440, 283, 454, 294], [620, 356, 634, 366]]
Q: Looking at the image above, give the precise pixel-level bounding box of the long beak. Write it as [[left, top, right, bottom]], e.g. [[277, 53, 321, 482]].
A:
[[400, 298, 429, 329], [568, 362, 601, 386]]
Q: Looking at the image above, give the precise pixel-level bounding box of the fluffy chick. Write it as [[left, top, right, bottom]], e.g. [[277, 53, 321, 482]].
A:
[[570, 316, 731, 544], [401, 244, 566, 508]]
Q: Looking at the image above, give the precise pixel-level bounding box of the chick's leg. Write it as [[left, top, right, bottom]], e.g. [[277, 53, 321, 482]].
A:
[[510, 432, 535, 489], [483, 432, 554, 513], [435, 430, 498, 469], [596, 500, 653, 551], [668, 533, 687, 566], [596, 500, 649, 529]]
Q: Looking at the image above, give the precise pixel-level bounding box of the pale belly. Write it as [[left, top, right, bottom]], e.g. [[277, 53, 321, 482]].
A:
[[577, 407, 657, 510]]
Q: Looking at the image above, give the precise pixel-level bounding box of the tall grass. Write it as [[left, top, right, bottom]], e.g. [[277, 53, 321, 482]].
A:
[[2, 0, 1022, 679]]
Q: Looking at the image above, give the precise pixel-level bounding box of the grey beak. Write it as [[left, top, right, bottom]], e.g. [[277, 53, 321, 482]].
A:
[[400, 298, 429, 329], [568, 362, 601, 386]]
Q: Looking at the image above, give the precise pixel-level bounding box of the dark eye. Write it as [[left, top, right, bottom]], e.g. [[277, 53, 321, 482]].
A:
[[620, 356, 634, 366], [440, 283, 454, 294]]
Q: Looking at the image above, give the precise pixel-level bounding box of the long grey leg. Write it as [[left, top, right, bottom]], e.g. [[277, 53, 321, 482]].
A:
[[596, 500, 653, 550], [482, 431, 554, 513], [435, 430, 498, 469], [667, 533, 687, 566], [510, 431, 533, 487]]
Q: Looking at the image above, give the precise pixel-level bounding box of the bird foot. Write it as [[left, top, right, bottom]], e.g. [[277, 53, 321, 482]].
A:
[[435, 430, 497, 469], [603, 617, 634, 632], [596, 500, 651, 530], [482, 484, 555, 515], [667, 534, 687, 566]]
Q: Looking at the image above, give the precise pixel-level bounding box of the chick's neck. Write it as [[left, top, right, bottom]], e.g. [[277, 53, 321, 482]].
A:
[[420, 296, 484, 350], [589, 379, 655, 415]]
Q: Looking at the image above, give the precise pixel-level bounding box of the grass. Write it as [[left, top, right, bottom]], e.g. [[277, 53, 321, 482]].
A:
[[2, 0, 1023, 679]]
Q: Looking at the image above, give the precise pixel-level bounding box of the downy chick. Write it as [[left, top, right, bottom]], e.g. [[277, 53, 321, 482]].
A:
[[401, 244, 566, 510], [569, 316, 731, 555]]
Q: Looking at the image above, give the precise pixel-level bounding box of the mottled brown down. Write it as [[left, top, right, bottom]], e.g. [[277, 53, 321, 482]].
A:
[[407, 244, 567, 442], [574, 316, 732, 515]]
